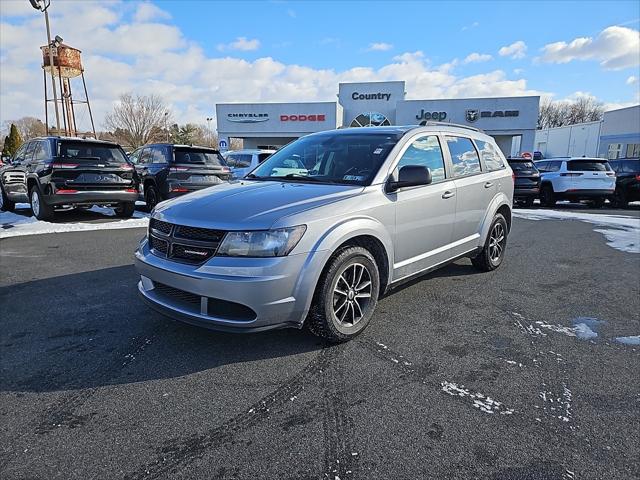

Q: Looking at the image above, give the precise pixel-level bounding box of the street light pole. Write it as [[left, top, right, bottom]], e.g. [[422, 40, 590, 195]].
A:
[[206, 117, 213, 147], [31, 0, 61, 135]]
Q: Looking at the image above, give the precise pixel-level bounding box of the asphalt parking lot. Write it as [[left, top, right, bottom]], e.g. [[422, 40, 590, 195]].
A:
[[1, 206, 639, 480]]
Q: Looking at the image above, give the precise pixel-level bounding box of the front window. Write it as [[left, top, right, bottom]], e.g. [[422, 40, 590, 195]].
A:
[[396, 135, 446, 183], [248, 132, 402, 186], [59, 141, 128, 165], [350, 112, 391, 128], [174, 147, 226, 166]]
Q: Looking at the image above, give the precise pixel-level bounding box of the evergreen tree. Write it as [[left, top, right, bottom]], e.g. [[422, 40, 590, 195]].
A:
[[3, 124, 23, 158]]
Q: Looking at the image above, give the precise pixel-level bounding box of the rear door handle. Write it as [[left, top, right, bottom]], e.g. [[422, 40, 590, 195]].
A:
[[484, 182, 494, 188], [442, 191, 455, 199]]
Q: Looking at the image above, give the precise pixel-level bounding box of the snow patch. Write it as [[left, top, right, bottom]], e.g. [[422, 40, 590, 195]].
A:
[[441, 381, 514, 415], [513, 209, 640, 254], [615, 335, 640, 346]]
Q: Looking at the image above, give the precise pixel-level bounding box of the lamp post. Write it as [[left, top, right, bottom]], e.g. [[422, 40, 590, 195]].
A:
[[29, 0, 61, 135], [206, 117, 213, 147]]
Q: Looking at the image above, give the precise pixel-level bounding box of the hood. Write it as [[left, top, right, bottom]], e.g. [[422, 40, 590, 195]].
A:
[[153, 180, 363, 230]]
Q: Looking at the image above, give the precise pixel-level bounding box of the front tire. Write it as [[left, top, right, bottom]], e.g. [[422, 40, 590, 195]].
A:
[[29, 184, 54, 221], [471, 213, 508, 272], [0, 184, 15, 212], [539, 184, 556, 207], [306, 246, 380, 343], [115, 202, 135, 218]]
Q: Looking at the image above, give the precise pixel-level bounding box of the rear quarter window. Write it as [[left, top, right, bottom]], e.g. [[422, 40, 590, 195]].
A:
[[445, 136, 481, 177], [475, 139, 505, 172]]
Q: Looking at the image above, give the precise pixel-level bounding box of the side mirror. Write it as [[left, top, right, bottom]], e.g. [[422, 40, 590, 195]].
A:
[[386, 165, 432, 193]]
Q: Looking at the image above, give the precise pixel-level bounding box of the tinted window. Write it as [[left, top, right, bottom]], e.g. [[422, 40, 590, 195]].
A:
[[59, 141, 127, 164], [229, 154, 252, 168], [445, 136, 481, 177], [546, 161, 562, 172], [22, 142, 37, 164], [534, 161, 548, 172], [567, 160, 611, 172], [139, 148, 152, 165], [621, 159, 640, 173], [32, 141, 50, 161], [150, 146, 169, 164], [476, 139, 505, 172], [257, 153, 271, 163], [174, 147, 225, 166], [249, 132, 401, 185], [397, 135, 446, 183], [508, 160, 537, 172], [128, 149, 142, 164]]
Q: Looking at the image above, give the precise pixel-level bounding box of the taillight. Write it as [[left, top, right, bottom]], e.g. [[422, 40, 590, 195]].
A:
[[125, 188, 137, 192], [52, 163, 79, 169], [170, 187, 189, 193], [56, 189, 78, 194], [635, 174, 640, 181]]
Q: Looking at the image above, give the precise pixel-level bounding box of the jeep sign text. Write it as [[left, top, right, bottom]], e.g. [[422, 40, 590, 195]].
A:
[[416, 109, 447, 121]]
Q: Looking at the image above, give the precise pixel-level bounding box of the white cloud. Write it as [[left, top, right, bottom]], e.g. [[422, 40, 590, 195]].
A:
[[461, 21, 479, 31], [627, 75, 638, 84], [539, 26, 640, 70], [463, 52, 492, 64], [499, 41, 527, 59], [0, 5, 549, 130], [513, 68, 525, 75], [134, 2, 171, 22], [367, 42, 393, 52], [217, 37, 260, 52]]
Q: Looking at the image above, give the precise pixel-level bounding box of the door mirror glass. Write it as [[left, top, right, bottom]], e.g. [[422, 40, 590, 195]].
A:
[[387, 165, 432, 193]]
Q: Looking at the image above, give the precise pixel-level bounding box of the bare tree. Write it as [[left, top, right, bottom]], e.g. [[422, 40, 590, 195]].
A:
[[538, 97, 604, 129], [5, 117, 47, 141], [104, 93, 171, 149]]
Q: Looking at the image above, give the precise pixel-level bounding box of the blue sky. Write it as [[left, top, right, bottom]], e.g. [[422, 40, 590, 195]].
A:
[[1, 0, 638, 129]]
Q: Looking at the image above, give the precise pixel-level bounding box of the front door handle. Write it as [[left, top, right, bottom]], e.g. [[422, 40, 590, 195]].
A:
[[442, 191, 455, 199], [484, 182, 494, 188]]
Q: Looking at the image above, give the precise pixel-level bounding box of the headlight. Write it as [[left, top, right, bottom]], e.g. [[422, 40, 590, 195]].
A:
[[217, 225, 306, 257]]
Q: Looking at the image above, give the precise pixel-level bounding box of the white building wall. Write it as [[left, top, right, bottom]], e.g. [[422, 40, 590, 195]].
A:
[[535, 121, 601, 158]]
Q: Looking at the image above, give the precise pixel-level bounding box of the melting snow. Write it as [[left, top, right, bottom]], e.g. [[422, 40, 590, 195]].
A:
[[615, 335, 640, 346], [441, 381, 514, 415], [513, 209, 640, 254]]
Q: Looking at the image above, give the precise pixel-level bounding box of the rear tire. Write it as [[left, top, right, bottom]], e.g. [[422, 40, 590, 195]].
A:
[[144, 184, 160, 212], [539, 184, 556, 207], [0, 184, 15, 212], [610, 188, 628, 209], [471, 213, 508, 272], [29, 184, 54, 221], [115, 202, 135, 218], [306, 246, 380, 343]]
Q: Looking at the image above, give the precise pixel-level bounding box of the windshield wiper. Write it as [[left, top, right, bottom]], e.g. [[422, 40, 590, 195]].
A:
[[280, 174, 322, 182]]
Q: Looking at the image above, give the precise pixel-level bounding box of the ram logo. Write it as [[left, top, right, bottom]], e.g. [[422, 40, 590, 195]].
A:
[[465, 109, 479, 123]]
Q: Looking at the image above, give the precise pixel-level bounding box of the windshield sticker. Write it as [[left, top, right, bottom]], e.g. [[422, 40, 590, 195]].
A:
[[343, 175, 365, 181], [373, 148, 383, 155]]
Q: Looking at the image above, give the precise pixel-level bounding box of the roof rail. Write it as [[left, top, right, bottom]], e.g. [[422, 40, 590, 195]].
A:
[[418, 121, 483, 133]]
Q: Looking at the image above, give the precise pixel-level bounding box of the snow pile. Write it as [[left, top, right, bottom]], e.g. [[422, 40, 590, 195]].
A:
[[513, 209, 640, 254], [615, 335, 640, 346]]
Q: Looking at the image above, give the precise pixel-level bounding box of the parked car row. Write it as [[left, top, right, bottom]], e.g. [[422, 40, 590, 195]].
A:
[[507, 155, 639, 209]]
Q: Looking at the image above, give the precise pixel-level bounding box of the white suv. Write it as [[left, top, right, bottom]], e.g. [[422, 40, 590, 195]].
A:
[[535, 157, 615, 208], [224, 149, 276, 179]]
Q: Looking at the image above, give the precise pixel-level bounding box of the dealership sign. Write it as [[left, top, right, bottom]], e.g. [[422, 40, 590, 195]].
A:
[[416, 109, 447, 121], [280, 114, 326, 122], [465, 109, 520, 122], [227, 113, 269, 123], [351, 92, 392, 101]]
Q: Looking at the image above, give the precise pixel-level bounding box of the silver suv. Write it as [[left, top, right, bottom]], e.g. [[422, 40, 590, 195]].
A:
[[135, 124, 513, 342]]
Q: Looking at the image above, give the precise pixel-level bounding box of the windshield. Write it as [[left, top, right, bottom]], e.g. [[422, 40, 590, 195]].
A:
[[174, 148, 226, 166], [247, 132, 401, 185], [59, 141, 128, 164], [508, 160, 537, 172]]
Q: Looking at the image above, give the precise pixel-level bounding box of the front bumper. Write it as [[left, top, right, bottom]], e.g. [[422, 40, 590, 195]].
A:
[[46, 190, 138, 206], [134, 238, 327, 332]]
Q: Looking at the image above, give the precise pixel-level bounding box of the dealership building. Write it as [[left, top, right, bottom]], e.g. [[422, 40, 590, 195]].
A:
[[216, 81, 540, 156]]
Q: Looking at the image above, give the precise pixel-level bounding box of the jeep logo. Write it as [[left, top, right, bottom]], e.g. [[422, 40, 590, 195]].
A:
[[416, 109, 447, 122]]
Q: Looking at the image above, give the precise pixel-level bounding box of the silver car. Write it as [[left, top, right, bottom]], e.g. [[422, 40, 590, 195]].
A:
[[135, 124, 513, 342]]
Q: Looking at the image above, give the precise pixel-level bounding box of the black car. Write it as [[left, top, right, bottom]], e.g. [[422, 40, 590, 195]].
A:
[[0, 137, 138, 220], [608, 158, 640, 208], [507, 157, 540, 207], [128, 144, 231, 211]]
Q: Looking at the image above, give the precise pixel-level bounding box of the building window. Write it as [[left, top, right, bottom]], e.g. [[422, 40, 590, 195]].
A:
[[607, 143, 623, 159], [625, 143, 640, 158], [350, 112, 390, 127]]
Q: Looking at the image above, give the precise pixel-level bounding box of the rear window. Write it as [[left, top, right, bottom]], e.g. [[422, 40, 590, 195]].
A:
[[508, 160, 537, 172], [621, 159, 640, 173], [59, 141, 127, 164], [567, 160, 611, 172], [174, 148, 226, 166]]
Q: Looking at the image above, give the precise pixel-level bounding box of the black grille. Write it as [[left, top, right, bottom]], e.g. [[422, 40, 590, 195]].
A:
[[148, 218, 225, 265], [154, 283, 200, 306], [175, 225, 224, 242], [150, 218, 172, 235], [149, 236, 169, 255], [172, 243, 216, 263]]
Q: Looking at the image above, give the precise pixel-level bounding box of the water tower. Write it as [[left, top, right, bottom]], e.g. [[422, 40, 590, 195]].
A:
[[41, 40, 96, 137]]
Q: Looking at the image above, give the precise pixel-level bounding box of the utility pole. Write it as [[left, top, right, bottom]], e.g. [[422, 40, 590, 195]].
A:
[[30, 0, 61, 135], [206, 117, 213, 147]]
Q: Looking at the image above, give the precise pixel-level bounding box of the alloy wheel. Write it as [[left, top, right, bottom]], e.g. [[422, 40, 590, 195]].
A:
[[489, 222, 505, 263], [31, 190, 40, 217], [332, 262, 372, 326]]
